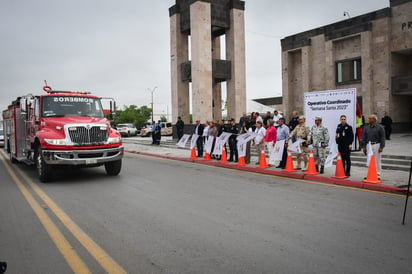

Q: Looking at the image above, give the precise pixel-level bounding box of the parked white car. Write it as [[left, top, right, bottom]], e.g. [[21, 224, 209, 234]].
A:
[[140, 122, 173, 137], [116, 123, 138, 137]]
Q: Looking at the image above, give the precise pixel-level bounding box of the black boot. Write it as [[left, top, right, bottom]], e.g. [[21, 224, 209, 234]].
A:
[[320, 166, 324, 174], [315, 165, 319, 172]]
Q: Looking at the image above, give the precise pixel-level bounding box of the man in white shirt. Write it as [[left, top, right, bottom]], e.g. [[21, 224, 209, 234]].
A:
[[254, 121, 266, 165], [273, 110, 283, 128]]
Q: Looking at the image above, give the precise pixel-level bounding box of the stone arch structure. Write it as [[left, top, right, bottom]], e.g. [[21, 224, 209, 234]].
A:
[[169, 0, 246, 123]]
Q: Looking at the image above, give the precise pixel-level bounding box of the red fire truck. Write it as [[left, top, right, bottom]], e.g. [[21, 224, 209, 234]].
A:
[[2, 85, 124, 182]]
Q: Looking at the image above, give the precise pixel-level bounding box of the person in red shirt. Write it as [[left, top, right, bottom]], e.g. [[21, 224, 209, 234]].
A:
[[265, 119, 277, 166]]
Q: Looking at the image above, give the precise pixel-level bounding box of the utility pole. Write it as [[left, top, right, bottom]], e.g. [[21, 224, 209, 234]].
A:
[[149, 86, 157, 123]]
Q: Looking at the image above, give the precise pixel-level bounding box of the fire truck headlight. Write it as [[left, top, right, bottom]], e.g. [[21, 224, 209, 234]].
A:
[[44, 138, 68, 146], [108, 136, 122, 144]]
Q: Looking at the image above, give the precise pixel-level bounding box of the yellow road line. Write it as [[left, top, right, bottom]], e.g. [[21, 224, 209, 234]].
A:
[[14, 160, 127, 274], [0, 153, 91, 274]]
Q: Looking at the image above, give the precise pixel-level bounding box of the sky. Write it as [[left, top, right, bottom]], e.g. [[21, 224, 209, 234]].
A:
[[0, 0, 389, 119]]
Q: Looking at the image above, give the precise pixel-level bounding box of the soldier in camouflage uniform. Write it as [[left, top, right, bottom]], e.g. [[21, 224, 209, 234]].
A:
[[308, 116, 330, 174], [288, 116, 311, 171]]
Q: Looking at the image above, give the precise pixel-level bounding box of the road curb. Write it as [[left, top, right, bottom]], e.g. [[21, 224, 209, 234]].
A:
[[125, 150, 410, 195]]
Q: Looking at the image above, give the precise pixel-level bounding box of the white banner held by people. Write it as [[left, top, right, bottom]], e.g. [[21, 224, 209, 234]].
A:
[[289, 139, 305, 153], [190, 134, 199, 149], [176, 134, 191, 148], [324, 142, 339, 168], [269, 140, 286, 162], [205, 136, 215, 154], [237, 141, 247, 158], [212, 132, 233, 155], [236, 132, 256, 144]]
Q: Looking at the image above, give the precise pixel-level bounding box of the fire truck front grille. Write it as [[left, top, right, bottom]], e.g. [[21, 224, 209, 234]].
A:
[[68, 126, 108, 145]]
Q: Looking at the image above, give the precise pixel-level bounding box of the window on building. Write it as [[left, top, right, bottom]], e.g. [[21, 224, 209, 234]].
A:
[[336, 58, 362, 85]]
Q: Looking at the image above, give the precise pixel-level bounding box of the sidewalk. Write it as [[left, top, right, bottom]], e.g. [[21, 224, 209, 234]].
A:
[[123, 133, 412, 194]]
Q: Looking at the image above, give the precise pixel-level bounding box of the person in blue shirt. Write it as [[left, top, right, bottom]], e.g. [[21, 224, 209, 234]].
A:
[[275, 118, 290, 169]]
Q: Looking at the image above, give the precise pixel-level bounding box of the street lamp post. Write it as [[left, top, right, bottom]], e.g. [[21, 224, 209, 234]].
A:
[[149, 86, 157, 123]]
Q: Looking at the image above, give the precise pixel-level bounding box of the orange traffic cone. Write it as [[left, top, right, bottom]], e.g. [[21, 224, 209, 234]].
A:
[[258, 147, 269, 168], [204, 152, 212, 161], [305, 150, 319, 175], [190, 147, 197, 159], [237, 156, 246, 166], [332, 152, 347, 179], [363, 154, 382, 184], [284, 150, 296, 172], [220, 145, 228, 163]]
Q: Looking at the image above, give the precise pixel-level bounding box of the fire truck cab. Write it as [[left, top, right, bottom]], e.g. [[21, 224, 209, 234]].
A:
[[2, 87, 124, 182]]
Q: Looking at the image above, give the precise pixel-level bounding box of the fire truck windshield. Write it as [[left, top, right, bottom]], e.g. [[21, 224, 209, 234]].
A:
[[42, 96, 104, 118]]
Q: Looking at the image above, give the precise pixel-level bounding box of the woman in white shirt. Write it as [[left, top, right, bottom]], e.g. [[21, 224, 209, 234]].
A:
[[203, 121, 210, 144], [254, 121, 266, 165]]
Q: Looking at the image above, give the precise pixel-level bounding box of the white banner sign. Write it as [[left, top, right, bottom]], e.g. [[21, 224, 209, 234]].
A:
[[324, 142, 339, 168], [304, 88, 357, 148], [176, 134, 191, 148], [289, 139, 305, 153], [212, 132, 233, 155], [236, 132, 256, 144], [237, 141, 247, 158], [269, 140, 286, 162], [205, 136, 215, 154], [190, 134, 199, 149]]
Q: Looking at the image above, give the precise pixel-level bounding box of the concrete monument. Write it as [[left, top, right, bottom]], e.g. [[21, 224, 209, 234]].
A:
[[169, 0, 246, 123]]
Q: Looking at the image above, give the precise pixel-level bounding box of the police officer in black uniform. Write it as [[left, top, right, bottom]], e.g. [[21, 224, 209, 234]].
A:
[[227, 118, 239, 162], [335, 115, 354, 176]]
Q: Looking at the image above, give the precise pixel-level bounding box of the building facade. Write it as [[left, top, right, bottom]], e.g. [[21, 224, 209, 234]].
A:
[[281, 0, 412, 131]]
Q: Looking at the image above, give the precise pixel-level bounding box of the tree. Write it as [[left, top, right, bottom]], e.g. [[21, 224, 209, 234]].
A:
[[115, 105, 152, 127], [160, 115, 167, 122]]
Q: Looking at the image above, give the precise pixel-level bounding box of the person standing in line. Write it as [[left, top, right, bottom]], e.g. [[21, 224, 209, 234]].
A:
[[240, 120, 252, 164], [208, 121, 218, 159], [276, 118, 290, 169], [288, 116, 310, 171], [203, 121, 210, 144], [227, 118, 239, 162], [355, 103, 364, 150], [308, 116, 329, 174], [151, 121, 156, 145], [255, 112, 263, 124], [381, 112, 393, 140], [155, 120, 162, 145], [239, 112, 249, 130], [288, 111, 299, 142], [263, 111, 272, 128], [273, 110, 282, 128], [254, 121, 266, 165], [194, 119, 204, 157], [249, 112, 256, 132], [265, 119, 277, 166], [362, 114, 385, 179], [176, 116, 185, 140], [335, 115, 354, 177]]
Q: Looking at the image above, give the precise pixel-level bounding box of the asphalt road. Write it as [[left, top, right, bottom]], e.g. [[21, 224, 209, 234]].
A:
[[0, 150, 411, 274]]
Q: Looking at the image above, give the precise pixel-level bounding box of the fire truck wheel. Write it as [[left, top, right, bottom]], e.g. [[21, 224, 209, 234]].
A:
[[104, 159, 122, 176], [36, 147, 52, 182]]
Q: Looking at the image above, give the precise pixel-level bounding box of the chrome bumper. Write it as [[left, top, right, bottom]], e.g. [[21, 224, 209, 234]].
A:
[[42, 146, 124, 165]]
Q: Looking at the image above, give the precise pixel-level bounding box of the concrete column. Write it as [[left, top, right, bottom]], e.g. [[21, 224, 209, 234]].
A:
[[301, 46, 311, 93], [281, 51, 290, 117], [190, 1, 213, 123], [212, 36, 222, 121], [324, 40, 335, 90], [170, 13, 190, 124], [226, 8, 246, 120], [361, 31, 373, 116]]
